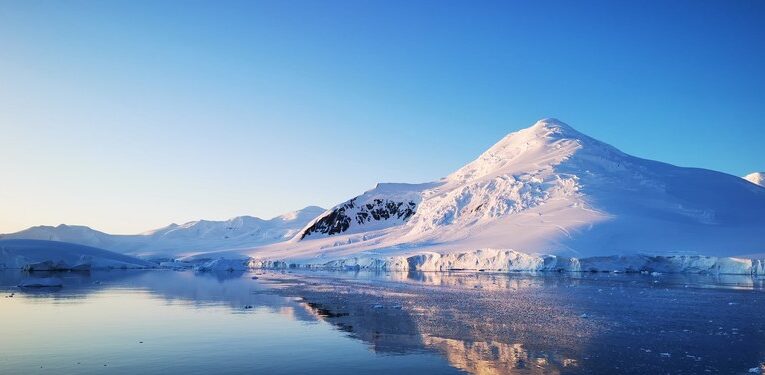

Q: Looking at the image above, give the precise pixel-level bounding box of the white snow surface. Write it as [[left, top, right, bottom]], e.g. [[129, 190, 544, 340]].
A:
[[744, 172, 765, 187], [5, 119, 765, 274], [0, 239, 155, 270], [210, 118, 765, 270], [0, 206, 325, 258]]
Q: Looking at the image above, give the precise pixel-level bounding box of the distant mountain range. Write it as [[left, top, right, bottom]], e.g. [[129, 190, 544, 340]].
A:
[[0, 206, 325, 258], [744, 172, 765, 187]]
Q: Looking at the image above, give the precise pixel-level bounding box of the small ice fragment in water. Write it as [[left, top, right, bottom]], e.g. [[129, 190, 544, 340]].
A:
[[579, 314, 589, 319], [18, 277, 63, 288], [660, 352, 671, 358], [372, 304, 383, 309]]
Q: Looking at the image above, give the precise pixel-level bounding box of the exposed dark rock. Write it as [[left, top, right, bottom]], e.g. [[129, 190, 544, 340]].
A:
[[300, 198, 417, 239]]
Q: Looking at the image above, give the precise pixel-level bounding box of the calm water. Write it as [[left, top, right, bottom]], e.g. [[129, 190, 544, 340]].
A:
[[1, 269, 764, 374]]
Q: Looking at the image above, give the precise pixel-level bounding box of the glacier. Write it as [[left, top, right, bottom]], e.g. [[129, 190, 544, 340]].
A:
[[241, 249, 765, 276]]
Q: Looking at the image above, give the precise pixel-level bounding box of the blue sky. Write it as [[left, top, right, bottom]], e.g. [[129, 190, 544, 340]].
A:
[[1, 0, 763, 233]]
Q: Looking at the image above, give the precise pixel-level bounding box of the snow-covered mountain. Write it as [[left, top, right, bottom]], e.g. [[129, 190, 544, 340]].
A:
[[0, 206, 325, 258], [230, 118, 765, 268], [744, 172, 765, 187], [6, 119, 764, 273]]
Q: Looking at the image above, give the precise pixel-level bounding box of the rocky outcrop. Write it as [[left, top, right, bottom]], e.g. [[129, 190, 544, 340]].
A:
[[301, 198, 416, 239]]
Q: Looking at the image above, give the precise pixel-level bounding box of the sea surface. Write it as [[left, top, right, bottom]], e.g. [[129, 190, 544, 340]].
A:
[[1, 269, 764, 374]]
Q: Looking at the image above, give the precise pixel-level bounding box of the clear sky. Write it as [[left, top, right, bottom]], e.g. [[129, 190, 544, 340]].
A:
[[1, 0, 763, 234]]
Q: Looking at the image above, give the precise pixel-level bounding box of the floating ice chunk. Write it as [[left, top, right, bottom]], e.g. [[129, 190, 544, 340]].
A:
[[562, 358, 578, 367], [18, 277, 63, 288], [194, 258, 250, 272], [159, 261, 193, 269]]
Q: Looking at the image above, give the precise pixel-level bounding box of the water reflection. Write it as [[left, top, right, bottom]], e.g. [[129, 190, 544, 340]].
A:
[[273, 270, 765, 374], [0, 270, 319, 323], [2, 269, 764, 374], [284, 271, 597, 374], [315, 268, 765, 291], [421, 336, 577, 375]]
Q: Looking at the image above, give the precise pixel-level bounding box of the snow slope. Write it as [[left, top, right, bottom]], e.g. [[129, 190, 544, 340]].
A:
[[0, 239, 155, 270], [217, 118, 765, 269], [744, 172, 765, 187], [0, 206, 325, 258]]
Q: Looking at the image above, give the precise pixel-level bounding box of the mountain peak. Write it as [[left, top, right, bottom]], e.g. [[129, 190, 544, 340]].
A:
[[744, 172, 765, 187], [527, 118, 582, 139], [275, 206, 326, 221], [445, 118, 588, 184], [531, 117, 568, 129]]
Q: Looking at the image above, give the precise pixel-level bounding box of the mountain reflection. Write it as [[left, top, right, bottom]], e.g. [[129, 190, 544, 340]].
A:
[[3, 269, 763, 374], [281, 270, 765, 374], [422, 336, 576, 375], [287, 271, 597, 374]]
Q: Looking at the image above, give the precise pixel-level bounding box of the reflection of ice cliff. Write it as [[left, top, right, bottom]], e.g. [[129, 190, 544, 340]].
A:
[[422, 336, 576, 375], [272, 270, 765, 374], [278, 272, 597, 374]]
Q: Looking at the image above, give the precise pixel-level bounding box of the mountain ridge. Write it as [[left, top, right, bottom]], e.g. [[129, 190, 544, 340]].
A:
[[0, 206, 326, 257]]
